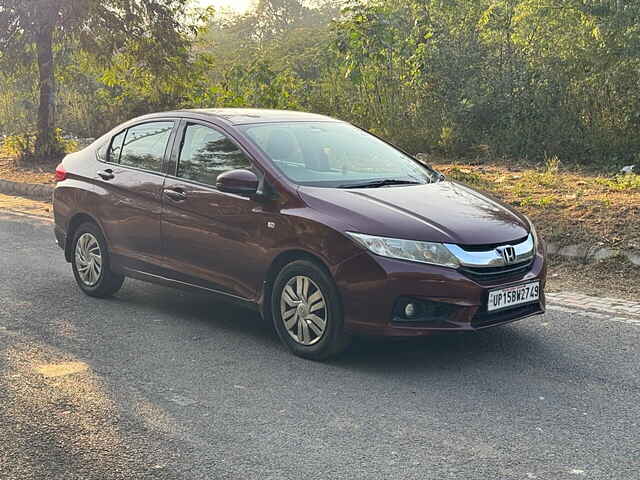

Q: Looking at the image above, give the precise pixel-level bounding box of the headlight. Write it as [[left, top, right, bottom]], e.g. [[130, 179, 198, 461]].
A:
[[524, 215, 539, 245], [524, 215, 543, 253], [346, 232, 460, 268]]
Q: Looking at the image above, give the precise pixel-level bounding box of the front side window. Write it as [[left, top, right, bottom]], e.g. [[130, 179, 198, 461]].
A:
[[118, 121, 174, 172], [240, 122, 438, 188], [177, 123, 252, 186]]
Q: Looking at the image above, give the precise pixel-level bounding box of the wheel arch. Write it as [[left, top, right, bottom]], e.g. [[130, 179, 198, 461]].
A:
[[259, 249, 336, 320], [64, 212, 105, 262]]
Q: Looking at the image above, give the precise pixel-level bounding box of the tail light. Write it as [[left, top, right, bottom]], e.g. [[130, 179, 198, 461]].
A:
[[55, 163, 67, 182]]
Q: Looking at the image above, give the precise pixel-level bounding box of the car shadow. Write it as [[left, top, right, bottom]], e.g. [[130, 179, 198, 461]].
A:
[[335, 327, 547, 371], [108, 281, 280, 343], [108, 280, 569, 378]]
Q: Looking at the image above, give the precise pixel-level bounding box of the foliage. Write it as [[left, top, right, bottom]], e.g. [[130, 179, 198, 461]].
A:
[[596, 173, 640, 191], [0, 129, 77, 161], [0, 0, 196, 161], [2, 0, 640, 166], [444, 167, 490, 189]]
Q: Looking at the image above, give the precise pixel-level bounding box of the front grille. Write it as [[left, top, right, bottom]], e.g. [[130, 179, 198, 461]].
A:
[[460, 259, 533, 280], [458, 235, 529, 252], [446, 234, 536, 281], [472, 302, 542, 328]]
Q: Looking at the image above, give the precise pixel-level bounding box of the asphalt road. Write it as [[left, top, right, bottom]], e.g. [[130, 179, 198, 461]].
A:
[[1, 211, 638, 480]]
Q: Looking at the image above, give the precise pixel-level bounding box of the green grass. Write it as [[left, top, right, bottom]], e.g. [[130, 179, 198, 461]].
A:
[[444, 167, 491, 188], [595, 174, 640, 191]]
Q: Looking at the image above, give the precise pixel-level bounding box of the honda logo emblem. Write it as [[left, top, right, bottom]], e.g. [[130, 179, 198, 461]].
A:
[[498, 246, 517, 264]]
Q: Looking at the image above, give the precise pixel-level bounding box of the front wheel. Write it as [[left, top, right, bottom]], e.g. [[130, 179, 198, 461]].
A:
[[71, 222, 124, 298], [271, 260, 351, 360]]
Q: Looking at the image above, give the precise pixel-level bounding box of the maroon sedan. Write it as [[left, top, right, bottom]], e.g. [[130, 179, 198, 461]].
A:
[[53, 109, 546, 359]]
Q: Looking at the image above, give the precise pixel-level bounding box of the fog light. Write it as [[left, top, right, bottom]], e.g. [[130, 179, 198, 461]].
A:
[[393, 297, 458, 323], [404, 303, 419, 318]]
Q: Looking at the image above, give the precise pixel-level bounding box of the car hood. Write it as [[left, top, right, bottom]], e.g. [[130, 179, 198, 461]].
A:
[[298, 181, 530, 245]]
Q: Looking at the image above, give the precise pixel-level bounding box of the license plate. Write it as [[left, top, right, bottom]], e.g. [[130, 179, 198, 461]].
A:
[[487, 281, 540, 312]]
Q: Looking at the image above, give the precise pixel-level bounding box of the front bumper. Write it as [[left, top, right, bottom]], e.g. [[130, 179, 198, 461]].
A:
[[334, 249, 546, 337]]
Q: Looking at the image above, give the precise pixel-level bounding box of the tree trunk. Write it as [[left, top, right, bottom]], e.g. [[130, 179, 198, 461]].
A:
[[34, 16, 58, 162]]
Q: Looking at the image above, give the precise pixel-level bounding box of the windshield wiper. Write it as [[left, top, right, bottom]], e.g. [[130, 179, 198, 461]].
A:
[[338, 179, 424, 189]]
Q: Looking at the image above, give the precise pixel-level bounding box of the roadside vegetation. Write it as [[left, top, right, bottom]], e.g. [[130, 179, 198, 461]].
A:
[[433, 157, 640, 249], [1, 0, 640, 169]]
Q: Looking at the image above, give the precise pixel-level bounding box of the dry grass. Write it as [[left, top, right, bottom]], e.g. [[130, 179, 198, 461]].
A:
[[432, 158, 640, 250], [0, 193, 52, 218], [547, 255, 640, 298], [0, 156, 56, 185]]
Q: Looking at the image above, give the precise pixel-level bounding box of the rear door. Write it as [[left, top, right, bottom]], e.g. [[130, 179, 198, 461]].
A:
[[160, 119, 267, 300], [95, 120, 176, 273]]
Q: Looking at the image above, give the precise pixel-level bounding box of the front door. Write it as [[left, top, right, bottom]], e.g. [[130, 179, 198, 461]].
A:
[[95, 120, 175, 273], [160, 120, 267, 300]]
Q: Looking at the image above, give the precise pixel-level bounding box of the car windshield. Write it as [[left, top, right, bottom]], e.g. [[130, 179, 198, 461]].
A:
[[239, 122, 439, 188]]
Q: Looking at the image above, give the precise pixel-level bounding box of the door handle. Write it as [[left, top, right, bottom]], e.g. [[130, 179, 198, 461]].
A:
[[164, 187, 187, 201], [97, 169, 114, 180]]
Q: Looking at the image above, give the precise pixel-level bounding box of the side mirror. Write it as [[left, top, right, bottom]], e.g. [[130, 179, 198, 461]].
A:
[[216, 169, 259, 196]]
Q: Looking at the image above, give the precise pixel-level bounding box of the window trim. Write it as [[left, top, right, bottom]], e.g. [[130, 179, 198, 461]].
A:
[[97, 119, 179, 177], [166, 118, 258, 191]]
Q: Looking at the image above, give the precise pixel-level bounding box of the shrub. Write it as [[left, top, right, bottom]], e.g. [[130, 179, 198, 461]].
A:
[[0, 130, 78, 161]]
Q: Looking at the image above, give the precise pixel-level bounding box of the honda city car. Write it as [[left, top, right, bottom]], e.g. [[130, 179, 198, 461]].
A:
[[53, 109, 546, 359]]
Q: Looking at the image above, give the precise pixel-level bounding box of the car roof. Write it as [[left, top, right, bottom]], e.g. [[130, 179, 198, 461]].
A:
[[164, 108, 340, 126]]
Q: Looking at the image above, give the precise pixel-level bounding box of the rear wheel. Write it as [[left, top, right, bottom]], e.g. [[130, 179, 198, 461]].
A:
[[71, 222, 124, 298], [271, 260, 351, 360]]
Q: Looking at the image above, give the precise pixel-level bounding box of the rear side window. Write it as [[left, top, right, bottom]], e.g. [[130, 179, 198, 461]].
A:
[[177, 123, 252, 186], [118, 121, 174, 172]]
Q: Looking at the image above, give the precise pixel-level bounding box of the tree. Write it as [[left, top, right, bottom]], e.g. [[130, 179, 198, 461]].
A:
[[0, 0, 193, 162], [254, 0, 308, 43]]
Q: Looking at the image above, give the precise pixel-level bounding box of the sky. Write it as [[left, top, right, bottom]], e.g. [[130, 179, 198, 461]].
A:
[[196, 0, 255, 14]]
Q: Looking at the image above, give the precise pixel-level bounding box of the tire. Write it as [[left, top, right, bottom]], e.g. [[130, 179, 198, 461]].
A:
[[271, 260, 351, 360], [71, 222, 124, 298]]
